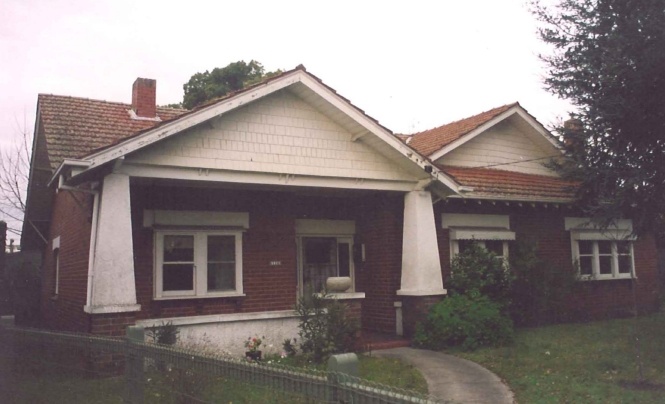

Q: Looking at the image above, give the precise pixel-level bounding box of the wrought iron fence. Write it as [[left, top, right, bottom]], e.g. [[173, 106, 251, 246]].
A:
[[0, 321, 445, 403]]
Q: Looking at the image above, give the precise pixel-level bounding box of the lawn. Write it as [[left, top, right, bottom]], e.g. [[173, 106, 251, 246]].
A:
[[1, 353, 427, 403], [454, 311, 665, 403]]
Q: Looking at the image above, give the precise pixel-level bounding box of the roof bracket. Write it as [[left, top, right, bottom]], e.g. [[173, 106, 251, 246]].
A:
[[113, 156, 125, 173], [351, 131, 366, 142]]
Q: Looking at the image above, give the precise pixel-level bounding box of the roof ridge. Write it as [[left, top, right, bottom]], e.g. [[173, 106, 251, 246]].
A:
[[38, 93, 133, 107], [410, 102, 519, 137], [38, 93, 189, 112]]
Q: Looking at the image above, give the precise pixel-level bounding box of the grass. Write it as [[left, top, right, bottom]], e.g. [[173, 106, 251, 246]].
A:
[[358, 355, 428, 394], [3, 375, 124, 404], [454, 311, 665, 403], [2, 351, 427, 403], [259, 353, 428, 394]]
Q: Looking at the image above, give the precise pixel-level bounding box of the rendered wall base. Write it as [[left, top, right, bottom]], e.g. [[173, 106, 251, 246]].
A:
[[136, 311, 300, 357]]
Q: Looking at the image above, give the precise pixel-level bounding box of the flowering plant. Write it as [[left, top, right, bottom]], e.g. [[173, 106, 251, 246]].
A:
[[244, 335, 264, 352]]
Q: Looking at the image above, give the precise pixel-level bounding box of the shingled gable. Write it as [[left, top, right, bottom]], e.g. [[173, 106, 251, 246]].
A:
[[408, 103, 562, 161], [403, 103, 574, 202], [55, 65, 460, 194]]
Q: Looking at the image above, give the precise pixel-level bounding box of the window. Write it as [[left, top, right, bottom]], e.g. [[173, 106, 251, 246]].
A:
[[456, 239, 509, 260], [155, 230, 243, 299], [565, 217, 636, 280], [299, 236, 353, 295], [296, 219, 356, 296], [442, 214, 515, 261], [573, 240, 634, 279]]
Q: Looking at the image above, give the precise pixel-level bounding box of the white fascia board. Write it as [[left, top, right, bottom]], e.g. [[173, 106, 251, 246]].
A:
[[119, 162, 419, 192], [48, 159, 92, 187], [297, 74, 460, 194], [430, 107, 520, 162], [80, 70, 305, 172]]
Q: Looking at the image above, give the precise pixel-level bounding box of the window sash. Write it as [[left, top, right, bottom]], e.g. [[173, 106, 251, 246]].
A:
[[573, 240, 634, 279], [155, 230, 243, 299]]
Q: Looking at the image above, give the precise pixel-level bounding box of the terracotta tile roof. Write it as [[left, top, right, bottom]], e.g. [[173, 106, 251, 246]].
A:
[[439, 165, 578, 201], [38, 94, 187, 171], [406, 103, 518, 157]]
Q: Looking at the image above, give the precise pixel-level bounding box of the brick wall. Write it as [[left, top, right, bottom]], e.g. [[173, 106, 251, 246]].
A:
[[436, 201, 661, 322], [401, 295, 444, 337], [89, 312, 137, 337], [40, 189, 94, 332], [131, 185, 391, 324], [357, 194, 403, 334]]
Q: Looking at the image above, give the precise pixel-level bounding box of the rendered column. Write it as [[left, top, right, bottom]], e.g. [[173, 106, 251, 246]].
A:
[[397, 190, 446, 296], [85, 173, 140, 314]]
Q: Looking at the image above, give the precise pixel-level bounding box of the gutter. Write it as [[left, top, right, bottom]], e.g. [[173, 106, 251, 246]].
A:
[[48, 159, 92, 187]]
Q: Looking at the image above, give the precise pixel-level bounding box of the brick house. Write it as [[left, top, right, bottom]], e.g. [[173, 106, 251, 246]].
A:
[[22, 66, 659, 352]]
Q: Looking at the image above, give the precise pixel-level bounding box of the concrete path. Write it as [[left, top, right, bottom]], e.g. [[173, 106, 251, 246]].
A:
[[374, 347, 514, 404]]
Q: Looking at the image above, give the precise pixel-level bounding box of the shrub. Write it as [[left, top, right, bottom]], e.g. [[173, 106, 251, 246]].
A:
[[413, 295, 514, 351], [146, 321, 179, 345], [447, 242, 514, 308], [295, 292, 359, 363], [282, 338, 297, 357], [509, 239, 578, 326]]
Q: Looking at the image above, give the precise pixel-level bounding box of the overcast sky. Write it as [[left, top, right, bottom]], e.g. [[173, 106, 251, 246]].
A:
[[0, 0, 572, 230]]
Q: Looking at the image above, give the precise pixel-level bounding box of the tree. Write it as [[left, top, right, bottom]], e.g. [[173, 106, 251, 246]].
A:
[[533, 0, 665, 234], [182, 60, 282, 109], [0, 121, 30, 238]]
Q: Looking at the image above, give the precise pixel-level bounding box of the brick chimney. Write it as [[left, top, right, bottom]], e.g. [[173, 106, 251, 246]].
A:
[[132, 78, 157, 118]]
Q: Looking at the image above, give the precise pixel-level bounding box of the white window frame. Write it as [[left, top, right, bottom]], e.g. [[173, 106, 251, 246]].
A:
[[565, 217, 637, 281], [295, 219, 356, 297], [154, 230, 244, 300], [451, 239, 510, 260], [572, 239, 635, 280], [442, 214, 514, 262]]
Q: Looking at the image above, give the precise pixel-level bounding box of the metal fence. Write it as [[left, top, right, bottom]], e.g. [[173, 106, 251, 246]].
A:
[[0, 322, 444, 403]]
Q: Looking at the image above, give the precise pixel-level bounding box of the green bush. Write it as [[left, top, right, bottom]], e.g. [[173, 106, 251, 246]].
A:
[[414, 295, 514, 351], [447, 242, 513, 308], [509, 239, 578, 326], [295, 292, 359, 363], [146, 321, 179, 345]]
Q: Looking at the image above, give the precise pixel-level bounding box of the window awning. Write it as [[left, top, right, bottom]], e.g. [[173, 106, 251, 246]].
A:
[[565, 217, 636, 241], [449, 228, 516, 241]]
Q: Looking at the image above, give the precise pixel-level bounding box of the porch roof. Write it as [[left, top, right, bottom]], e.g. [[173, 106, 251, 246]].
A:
[[439, 165, 578, 202]]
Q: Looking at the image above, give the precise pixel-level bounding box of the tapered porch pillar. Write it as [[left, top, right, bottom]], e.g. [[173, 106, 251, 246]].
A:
[[84, 173, 140, 314], [396, 190, 445, 336], [397, 190, 446, 296]]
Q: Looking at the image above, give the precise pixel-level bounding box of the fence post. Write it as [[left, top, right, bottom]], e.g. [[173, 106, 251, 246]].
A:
[[125, 325, 145, 404]]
